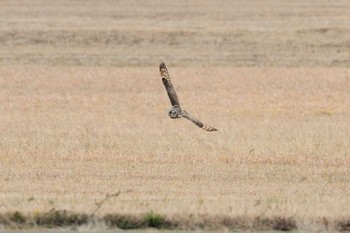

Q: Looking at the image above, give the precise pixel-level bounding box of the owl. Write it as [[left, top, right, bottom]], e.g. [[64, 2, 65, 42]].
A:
[[160, 62, 218, 132]]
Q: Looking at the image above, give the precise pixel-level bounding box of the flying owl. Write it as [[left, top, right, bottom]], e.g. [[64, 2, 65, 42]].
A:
[[160, 62, 218, 132]]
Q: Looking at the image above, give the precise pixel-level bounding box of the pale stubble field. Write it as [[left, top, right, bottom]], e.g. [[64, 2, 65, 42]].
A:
[[1, 0, 350, 231], [1, 67, 350, 230]]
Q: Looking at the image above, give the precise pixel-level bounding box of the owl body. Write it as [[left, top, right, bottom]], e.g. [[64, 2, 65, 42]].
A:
[[168, 105, 181, 119]]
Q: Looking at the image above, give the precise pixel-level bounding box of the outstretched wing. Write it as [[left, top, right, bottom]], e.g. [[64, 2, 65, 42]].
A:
[[181, 110, 218, 132], [160, 62, 181, 108]]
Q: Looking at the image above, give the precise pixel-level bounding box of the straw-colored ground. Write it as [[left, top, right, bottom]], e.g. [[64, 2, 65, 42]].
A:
[[1, 67, 350, 230], [1, 0, 350, 231], [1, 0, 350, 67]]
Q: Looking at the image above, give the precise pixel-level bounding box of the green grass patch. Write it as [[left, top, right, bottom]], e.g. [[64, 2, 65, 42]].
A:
[[143, 210, 166, 228], [33, 209, 88, 228], [103, 213, 143, 229], [10, 211, 26, 225]]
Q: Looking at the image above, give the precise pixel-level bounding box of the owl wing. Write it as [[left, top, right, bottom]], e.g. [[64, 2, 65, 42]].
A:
[[181, 110, 218, 132], [160, 62, 181, 108]]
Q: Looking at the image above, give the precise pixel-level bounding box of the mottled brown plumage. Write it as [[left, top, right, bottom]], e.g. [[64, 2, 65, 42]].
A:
[[160, 62, 180, 108], [160, 62, 218, 132]]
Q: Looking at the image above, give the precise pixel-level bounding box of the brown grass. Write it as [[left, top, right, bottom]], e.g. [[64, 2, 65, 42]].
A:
[[1, 0, 350, 66], [1, 0, 350, 231], [0, 66, 350, 231]]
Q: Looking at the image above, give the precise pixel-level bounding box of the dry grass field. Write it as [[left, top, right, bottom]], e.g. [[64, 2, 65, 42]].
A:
[[1, 0, 350, 67], [1, 0, 350, 231]]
